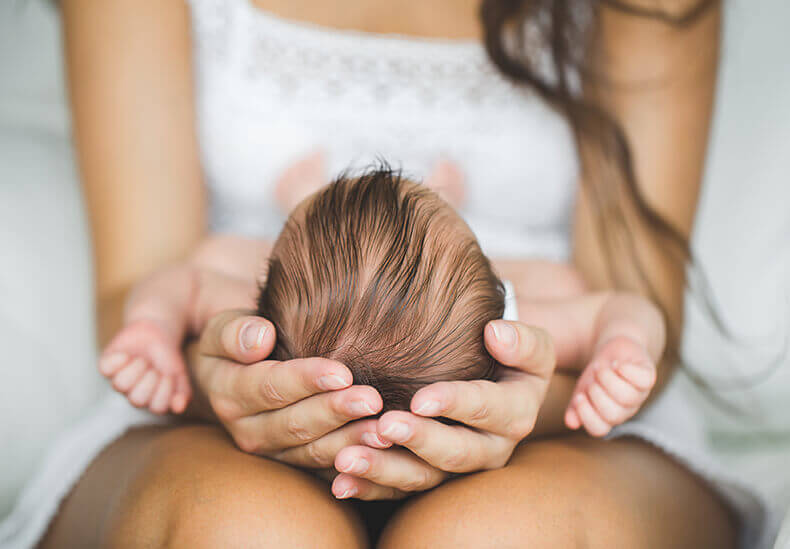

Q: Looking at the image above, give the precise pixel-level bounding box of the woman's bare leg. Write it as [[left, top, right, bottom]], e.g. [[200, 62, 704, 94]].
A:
[[40, 424, 367, 549], [379, 435, 737, 549]]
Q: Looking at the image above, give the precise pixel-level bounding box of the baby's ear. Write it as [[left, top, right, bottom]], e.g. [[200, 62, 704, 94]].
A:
[[424, 160, 466, 209]]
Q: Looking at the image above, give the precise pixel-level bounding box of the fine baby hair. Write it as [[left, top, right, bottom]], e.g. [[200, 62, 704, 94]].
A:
[[257, 166, 505, 411]]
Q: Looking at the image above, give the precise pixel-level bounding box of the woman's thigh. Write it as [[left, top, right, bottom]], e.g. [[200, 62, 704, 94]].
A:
[[40, 424, 367, 549], [379, 435, 737, 549]]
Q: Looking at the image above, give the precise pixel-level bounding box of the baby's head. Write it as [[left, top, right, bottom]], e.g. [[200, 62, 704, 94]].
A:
[[257, 168, 504, 411]]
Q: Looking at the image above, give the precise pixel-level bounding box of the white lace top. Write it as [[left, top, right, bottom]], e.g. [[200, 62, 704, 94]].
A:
[[186, 0, 579, 259]]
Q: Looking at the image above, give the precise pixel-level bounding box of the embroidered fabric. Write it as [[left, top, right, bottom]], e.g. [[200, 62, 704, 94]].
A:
[[185, 0, 580, 259]]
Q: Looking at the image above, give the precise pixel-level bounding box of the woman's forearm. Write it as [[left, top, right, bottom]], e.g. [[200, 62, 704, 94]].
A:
[[97, 287, 133, 348], [63, 0, 207, 347]]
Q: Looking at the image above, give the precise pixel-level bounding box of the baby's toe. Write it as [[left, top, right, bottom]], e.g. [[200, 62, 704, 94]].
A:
[[170, 394, 188, 414], [149, 376, 174, 415], [112, 358, 148, 393], [149, 342, 189, 377], [588, 383, 628, 426], [616, 362, 657, 392], [573, 393, 612, 437], [169, 373, 192, 413], [564, 406, 582, 430], [99, 352, 130, 377], [128, 370, 160, 407], [596, 366, 643, 407]]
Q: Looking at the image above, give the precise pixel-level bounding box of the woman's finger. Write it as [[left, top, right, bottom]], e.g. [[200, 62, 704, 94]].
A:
[[377, 411, 510, 473], [271, 419, 390, 469], [411, 379, 537, 439], [334, 446, 446, 493], [332, 473, 407, 501], [484, 320, 556, 381], [232, 385, 382, 454], [198, 310, 276, 364], [210, 356, 354, 418]]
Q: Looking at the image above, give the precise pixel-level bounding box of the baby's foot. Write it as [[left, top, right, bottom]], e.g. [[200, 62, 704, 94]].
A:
[[565, 335, 657, 437], [424, 160, 467, 210], [99, 319, 191, 414], [273, 150, 327, 215]]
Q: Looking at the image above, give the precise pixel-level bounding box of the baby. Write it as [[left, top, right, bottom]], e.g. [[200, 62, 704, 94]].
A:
[[100, 167, 663, 435]]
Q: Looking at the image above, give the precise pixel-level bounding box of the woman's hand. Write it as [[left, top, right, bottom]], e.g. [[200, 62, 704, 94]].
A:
[[330, 320, 556, 500], [189, 310, 392, 467]]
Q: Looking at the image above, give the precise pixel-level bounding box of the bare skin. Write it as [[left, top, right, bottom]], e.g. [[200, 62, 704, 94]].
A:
[[41, 426, 367, 549], [50, 0, 736, 547], [41, 425, 735, 548]]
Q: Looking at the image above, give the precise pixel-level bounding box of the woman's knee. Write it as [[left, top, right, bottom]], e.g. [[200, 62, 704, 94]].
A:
[[380, 436, 736, 549], [106, 425, 366, 549], [379, 439, 593, 548]]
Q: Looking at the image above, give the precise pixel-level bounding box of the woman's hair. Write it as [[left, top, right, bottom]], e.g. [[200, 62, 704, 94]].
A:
[[479, 0, 719, 368], [257, 168, 505, 411]]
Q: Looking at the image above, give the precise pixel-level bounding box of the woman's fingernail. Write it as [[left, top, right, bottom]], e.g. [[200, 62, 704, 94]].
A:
[[340, 457, 370, 475], [348, 400, 375, 416], [337, 487, 357, 499], [491, 321, 516, 347], [317, 374, 350, 391], [99, 352, 127, 375], [240, 321, 266, 350], [413, 400, 441, 416], [361, 432, 390, 448], [381, 421, 412, 442]]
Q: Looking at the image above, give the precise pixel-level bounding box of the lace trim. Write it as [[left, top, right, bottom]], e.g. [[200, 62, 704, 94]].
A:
[[188, 0, 532, 109]]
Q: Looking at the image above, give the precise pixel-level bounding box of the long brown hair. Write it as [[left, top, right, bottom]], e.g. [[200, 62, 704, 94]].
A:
[[480, 0, 720, 369]]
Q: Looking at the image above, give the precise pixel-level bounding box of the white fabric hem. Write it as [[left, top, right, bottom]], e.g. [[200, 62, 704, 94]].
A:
[[609, 422, 771, 548], [0, 392, 169, 549]]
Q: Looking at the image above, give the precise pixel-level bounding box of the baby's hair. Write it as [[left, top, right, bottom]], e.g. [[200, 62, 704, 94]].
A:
[[257, 166, 505, 411]]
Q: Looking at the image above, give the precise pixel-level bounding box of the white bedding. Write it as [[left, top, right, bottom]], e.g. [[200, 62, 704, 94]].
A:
[[0, 0, 103, 518]]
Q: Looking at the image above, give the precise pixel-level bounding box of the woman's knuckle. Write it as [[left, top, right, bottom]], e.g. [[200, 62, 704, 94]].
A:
[[285, 415, 315, 443], [484, 453, 510, 471], [209, 395, 238, 421], [469, 400, 491, 423], [441, 445, 469, 472], [304, 441, 331, 467], [467, 381, 493, 420], [506, 418, 533, 440], [234, 431, 259, 454], [402, 470, 433, 492], [259, 376, 288, 407]]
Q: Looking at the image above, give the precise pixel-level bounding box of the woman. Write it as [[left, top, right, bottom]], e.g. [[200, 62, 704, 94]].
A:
[[6, 0, 755, 547]]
